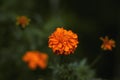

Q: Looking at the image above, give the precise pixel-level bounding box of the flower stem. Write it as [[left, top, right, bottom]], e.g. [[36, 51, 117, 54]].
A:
[[90, 51, 104, 68]]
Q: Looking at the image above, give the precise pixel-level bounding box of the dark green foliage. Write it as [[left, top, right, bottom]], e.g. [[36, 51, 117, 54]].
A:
[[52, 59, 95, 80]]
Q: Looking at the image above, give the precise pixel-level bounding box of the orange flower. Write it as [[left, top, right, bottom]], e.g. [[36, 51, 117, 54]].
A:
[[22, 51, 48, 70], [16, 16, 30, 28], [48, 27, 79, 55], [100, 36, 115, 51]]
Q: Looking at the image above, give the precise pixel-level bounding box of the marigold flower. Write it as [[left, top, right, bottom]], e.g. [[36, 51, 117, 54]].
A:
[[22, 51, 48, 70], [100, 36, 115, 51], [16, 16, 30, 28], [48, 27, 79, 55]]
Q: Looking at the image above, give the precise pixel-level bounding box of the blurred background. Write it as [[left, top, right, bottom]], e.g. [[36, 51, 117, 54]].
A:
[[0, 0, 119, 80]]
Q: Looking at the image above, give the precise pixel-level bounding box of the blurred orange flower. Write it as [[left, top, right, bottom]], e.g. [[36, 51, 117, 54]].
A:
[[100, 36, 115, 51], [22, 51, 48, 70], [48, 27, 79, 55], [16, 16, 30, 28]]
